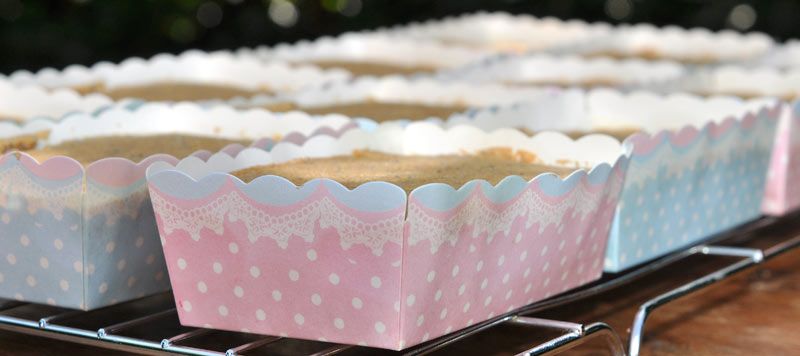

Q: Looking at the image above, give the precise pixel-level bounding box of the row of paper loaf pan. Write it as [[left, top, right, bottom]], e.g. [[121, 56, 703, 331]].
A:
[[0, 89, 798, 350]]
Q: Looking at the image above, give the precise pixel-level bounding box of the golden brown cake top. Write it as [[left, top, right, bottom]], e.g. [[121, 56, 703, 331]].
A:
[[0, 133, 45, 154], [99, 82, 270, 101], [232, 148, 576, 192], [307, 60, 437, 77], [296, 100, 469, 122], [692, 89, 798, 101], [26, 134, 250, 164], [504, 77, 622, 89], [584, 48, 717, 65]]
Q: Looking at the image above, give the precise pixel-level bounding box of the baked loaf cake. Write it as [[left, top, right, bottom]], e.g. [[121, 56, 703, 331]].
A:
[[25, 134, 250, 163], [263, 100, 469, 122], [232, 148, 576, 192], [98, 82, 267, 101], [584, 49, 716, 65]]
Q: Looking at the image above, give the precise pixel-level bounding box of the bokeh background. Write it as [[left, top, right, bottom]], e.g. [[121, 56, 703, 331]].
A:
[[0, 0, 796, 73]]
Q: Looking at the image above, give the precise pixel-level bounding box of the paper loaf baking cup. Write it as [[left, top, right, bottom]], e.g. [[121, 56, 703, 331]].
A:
[[446, 89, 781, 271], [250, 32, 493, 74], [0, 103, 353, 310], [145, 123, 630, 349], [238, 76, 556, 128], [763, 101, 800, 215], [0, 79, 113, 122], [558, 23, 773, 65], [437, 53, 687, 90], [387, 11, 611, 53], [610, 104, 779, 271], [758, 40, 800, 69], [3, 50, 350, 100], [676, 66, 800, 100]]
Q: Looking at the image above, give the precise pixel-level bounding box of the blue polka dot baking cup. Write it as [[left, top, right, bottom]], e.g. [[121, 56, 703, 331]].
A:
[[0, 102, 354, 309]]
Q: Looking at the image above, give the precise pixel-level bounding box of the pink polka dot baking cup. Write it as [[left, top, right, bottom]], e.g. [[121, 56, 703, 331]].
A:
[[145, 122, 630, 349]]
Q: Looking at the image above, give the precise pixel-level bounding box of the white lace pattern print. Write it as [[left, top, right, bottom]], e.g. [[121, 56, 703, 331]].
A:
[[150, 190, 405, 256], [0, 164, 82, 220], [407, 175, 620, 253]]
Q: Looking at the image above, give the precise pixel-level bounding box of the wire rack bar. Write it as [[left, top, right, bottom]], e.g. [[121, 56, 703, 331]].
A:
[[627, 246, 762, 355], [523, 322, 626, 356], [224, 336, 283, 356]]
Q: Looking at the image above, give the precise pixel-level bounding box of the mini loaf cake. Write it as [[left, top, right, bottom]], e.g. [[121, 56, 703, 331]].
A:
[[25, 134, 250, 164], [248, 77, 551, 122], [232, 148, 575, 192], [6, 51, 352, 104], [258, 33, 491, 77]]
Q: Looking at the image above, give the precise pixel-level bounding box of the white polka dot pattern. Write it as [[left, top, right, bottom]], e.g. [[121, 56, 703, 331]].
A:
[[763, 105, 800, 216], [606, 111, 778, 272], [0, 153, 172, 310]]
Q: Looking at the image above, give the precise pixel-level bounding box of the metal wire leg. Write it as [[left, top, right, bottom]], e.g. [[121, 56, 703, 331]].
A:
[[627, 246, 764, 356], [511, 317, 626, 356]]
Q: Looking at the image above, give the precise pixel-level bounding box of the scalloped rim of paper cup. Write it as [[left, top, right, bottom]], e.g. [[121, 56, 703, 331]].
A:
[[243, 75, 556, 112], [0, 79, 113, 122], [146, 122, 630, 193], [758, 40, 800, 69], [46, 102, 354, 144], [386, 11, 613, 52], [678, 65, 800, 99], [254, 32, 493, 70], [410, 88, 778, 138], [1, 100, 357, 193], [565, 23, 774, 63], [585, 88, 781, 131], [0, 101, 355, 164], [3, 49, 351, 94], [438, 53, 687, 88], [623, 102, 782, 157]]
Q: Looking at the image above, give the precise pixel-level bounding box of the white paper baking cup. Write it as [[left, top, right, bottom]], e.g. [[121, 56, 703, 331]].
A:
[[0, 79, 113, 122], [3, 50, 351, 99], [249, 32, 493, 74], [386, 11, 611, 53], [675, 66, 800, 100], [438, 53, 687, 90], [237, 76, 557, 125], [757, 40, 800, 69], [558, 23, 774, 64]]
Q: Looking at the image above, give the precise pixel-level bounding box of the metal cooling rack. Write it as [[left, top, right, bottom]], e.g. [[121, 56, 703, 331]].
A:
[[0, 213, 797, 355]]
